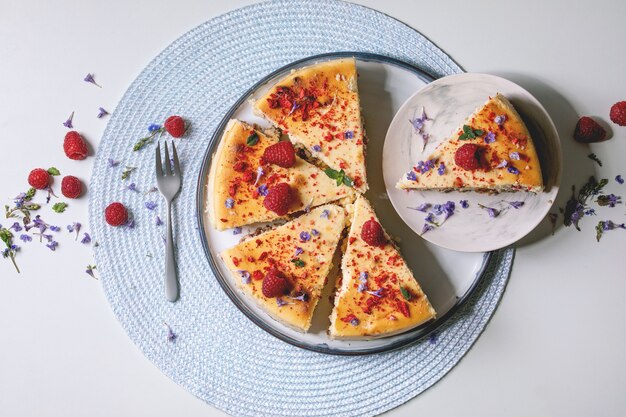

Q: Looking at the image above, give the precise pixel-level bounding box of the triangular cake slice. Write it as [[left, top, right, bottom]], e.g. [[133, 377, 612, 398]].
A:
[[397, 94, 543, 193], [254, 57, 368, 193], [221, 204, 346, 331], [329, 196, 436, 339], [207, 119, 354, 231]]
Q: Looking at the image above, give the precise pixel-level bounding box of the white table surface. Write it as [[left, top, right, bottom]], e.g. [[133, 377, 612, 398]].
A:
[[1, 1, 625, 416]]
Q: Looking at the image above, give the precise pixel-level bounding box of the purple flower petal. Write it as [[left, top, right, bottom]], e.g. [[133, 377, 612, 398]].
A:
[[344, 130, 354, 139], [484, 131, 496, 144], [312, 144, 322, 152], [494, 114, 506, 126], [145, 201, 157, 210], [232, 227, 242, 235], [256, 185, 268, 197], [81, 233, 91, 244], [460, 200, 469, 209], [616, 175, 624, 185], [97, 107, 109, 118], [63, 111, 74, 129], [299, 231, 311, 242], [320, 209, 330, 219], [406, 171, 417, 181], [225, 198, 235, 209]]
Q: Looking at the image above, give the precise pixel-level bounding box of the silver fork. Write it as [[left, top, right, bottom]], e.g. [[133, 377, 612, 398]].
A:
[[156, 141, 182, 302]]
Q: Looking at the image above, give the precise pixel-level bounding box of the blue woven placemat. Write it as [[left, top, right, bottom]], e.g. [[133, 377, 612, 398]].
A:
[[88, 1, 514, 416]]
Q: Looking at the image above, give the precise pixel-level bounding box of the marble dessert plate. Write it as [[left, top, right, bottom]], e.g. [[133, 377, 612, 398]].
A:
[[196, 52, 496, 355], [384, 73, 562, 252]]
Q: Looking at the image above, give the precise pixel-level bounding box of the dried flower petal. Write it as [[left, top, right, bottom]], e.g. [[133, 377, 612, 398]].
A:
[[63, 111, 74, 128]]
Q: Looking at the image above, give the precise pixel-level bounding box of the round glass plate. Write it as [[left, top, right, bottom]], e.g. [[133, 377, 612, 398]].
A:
[[384, 73, 562, 252], [196, 52, 494, 355]]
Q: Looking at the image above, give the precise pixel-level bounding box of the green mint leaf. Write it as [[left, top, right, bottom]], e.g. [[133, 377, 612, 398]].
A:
[[121, 166, 137, 181], [291, 258, 305, 267], [342, 175, 353, 187], [25, 188, 36, 201], [246, 132, 259, 146], [462, 125, 472, 133], [400, 286, 412, 301], [458, 133, 469, 140], [52, 202, 68, 213], [324, 168, 340, 180], [47, 167, 61, 176], [468, 131, 476, 138]]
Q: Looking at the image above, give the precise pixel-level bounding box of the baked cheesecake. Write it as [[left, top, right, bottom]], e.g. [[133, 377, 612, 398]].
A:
[[397, 94, 543, 193], [220, 204, 346, 332], [207, 119, 354, 231], [329, 196, 436, 339], [254, 57, 368, 193]]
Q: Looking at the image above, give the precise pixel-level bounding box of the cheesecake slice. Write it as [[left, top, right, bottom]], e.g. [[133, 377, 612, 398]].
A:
[[221, 204, 346, 332], [207, 119, 354, 231], [397, 94, 543, 193], [254, 57, 368, 193], [329, 196, 436, 339]]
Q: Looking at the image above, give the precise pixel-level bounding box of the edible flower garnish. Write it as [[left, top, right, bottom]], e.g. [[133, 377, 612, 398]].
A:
[[299, 231, 311, 242], [312, 144, 322, 152], [616, 175, 624, 185], [484, 131, 496, 144], [225, 198, 235, 209], [595, 220, 626, 241], [563, 176, 608, 230], [460, 200, 469, 209], [97, 107, 109, 118], [506, 201, 525, 209], [406, 171, 417, 181], [63, 111, 74, 128], [84, 73, 102, 88], [478, 204, 500, 218], [596, 194, 621, 207], [437, 162, 445, 175], [494, 114, 506, 126]]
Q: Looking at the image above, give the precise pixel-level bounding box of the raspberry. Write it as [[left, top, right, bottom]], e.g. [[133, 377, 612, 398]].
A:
[[27, 168, 50, 189], [164, 115, 186, 137], [609, 101, 626, 126], [454, 143, 486, 171], [573, 116, 607, 143], [261, 141, 296, 168], [61, 175, 83, 198], [63, 131, 88, 160], [104, 202, 128, 227], [262, 268, 292, 298], [263, 182, 293, 215], [361, 218, 386, 247]]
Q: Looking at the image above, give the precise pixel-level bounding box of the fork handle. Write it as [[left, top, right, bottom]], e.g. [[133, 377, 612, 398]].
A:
[[165, 200, 179, 302]]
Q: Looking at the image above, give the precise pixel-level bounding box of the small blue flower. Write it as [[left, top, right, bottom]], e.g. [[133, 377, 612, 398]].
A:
[[156, 216, 163, 226], [257, 184, 268, 197], [507, 166, 520, 175], [428, 332, 438, 345], [460, 200, 469, 209], [484, 131, 496, 144], [494, 114, 506, 125], [437, 162, 445, 176], [299, 231, 311, 242], [479, 204, 500, 218], [357, 282, 367, 293], [344, 131, 354, 139], [108, 158, 120, 168], [238, 270, 251, 284], [312, 144, 322, 152], [225, 198, 235, 209], [496, 160, 508, 169], [128, 183, 138, 192], [49, 225, 61, 232], [421, 223, 434, 235], [10, 222, 22, 232], [425, 213, 437, 224], [63, 111, 74, 129], [349, 317, 360, 326], [406, 171, 417, 181], [276, 297, 289, 307], [148, 123, 161, 132], [145, 201, 157, 210], [616, 175, 624, 185], [294, 247, 304, 257], [359, 271, 369, 281], [232, 227, 242, 235], [320, 209, 330, 219], [19, 234, 32, 242], [83, 73, 101, 87], [46, 241, 58, 251], [507, 201, 525, 209], [442, 201, 455, 221], [97, 107, 109, 118], [509, 152, 521, 160], [311, 229, 320, 236], [81, 233, 91, 244], [367, 288, 383, 298], [584, 209, 596, 216]]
